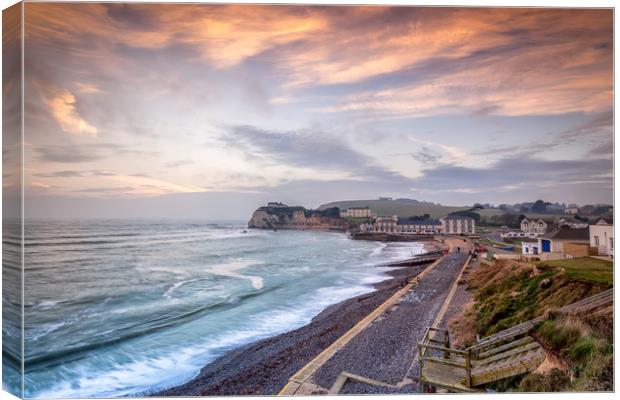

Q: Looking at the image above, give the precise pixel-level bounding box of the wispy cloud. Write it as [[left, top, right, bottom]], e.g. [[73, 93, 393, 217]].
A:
[[37, 85, 98, 136], [410, 156, 613, 193], [224, 125, 408, 184], [165, 160, 194, 168], [36, 146, 104, 164], [22, 4, 613, 207], [75, 82, 103, 94]]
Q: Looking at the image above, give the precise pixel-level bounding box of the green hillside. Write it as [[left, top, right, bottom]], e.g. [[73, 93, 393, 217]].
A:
[[318, 199, 467, 219]]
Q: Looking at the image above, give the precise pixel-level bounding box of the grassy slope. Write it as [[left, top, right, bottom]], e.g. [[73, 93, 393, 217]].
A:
[[450, 257, 613, 392], [319, 200, 569, 220], [538, 257, 613, 285], [318, 199, 467, 218], [477, 209, 567, 219]]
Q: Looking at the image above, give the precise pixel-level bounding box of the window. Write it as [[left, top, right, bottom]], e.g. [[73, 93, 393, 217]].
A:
[[594, 236, 600, 246], [610, 238, 614, 250]]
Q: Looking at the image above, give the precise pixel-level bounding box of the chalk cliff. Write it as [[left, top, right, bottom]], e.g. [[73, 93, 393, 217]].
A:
[[248, 205, 347, 231]]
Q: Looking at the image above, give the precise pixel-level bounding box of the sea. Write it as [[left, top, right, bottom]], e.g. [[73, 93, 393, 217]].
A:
[[9, 219, 424, 398]]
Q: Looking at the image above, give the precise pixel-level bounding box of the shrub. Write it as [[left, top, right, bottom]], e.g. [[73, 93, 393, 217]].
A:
[[517, 369, 570, 392], [537, 320, 580, 352]]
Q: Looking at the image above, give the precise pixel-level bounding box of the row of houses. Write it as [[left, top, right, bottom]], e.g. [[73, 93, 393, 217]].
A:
[[339, 207, 377, 219], [357, 213, 476, 235], [501, 217, 591, 240], [521, 218, 613, 258]]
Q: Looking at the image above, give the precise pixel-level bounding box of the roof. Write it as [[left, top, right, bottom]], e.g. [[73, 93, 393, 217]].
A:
[[441, 214, 475, 221], [522, 218, 546, 224], [596, 217, 613, 225], [397, 218, 441, 226], [541, 227, 589, 241]]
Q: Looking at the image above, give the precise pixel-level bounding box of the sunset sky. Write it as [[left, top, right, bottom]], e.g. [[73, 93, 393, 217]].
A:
[[17, 4, 613, 218]]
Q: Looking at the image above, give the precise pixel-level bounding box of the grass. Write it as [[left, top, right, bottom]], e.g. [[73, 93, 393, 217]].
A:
[[318, 199, 466, 218], [537, 257, 613, 285], [449, 257, 613, 392], [479, 237, 519, 253], [457, 258, 612, 339], [529, 317, 613, 391]]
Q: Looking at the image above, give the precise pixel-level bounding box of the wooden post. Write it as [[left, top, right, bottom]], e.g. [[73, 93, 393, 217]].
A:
[[465, 348, 472, 388], [418, 345, 424, 393], [444, 330, 450, 359]]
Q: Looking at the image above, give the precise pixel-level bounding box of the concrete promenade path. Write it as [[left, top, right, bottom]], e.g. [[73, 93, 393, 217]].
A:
[[280, 238, 472, 395]]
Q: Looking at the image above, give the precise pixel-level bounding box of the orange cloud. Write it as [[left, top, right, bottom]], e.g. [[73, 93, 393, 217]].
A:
[[24, 5, 611, 119], [75, 82, 103, 94], [42, 88, 98, 136], [23, 4, 612, 118]]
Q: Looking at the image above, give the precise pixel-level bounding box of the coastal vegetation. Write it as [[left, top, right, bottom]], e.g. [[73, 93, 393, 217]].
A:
[[450, 257, 613, 392], [318, 199, 467, 219]]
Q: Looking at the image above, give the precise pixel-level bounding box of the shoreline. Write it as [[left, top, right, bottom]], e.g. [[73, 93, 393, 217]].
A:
[[155, 241, 441, 396]]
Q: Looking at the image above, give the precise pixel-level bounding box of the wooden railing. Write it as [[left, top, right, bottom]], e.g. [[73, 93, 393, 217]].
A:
[[470, 288, 614, 358], [418, 327, 473, 389], [418, 289, 614, 391]]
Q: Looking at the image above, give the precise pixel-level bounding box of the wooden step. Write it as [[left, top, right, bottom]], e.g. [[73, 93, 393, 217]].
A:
[[468, 347, 545, 386], [475, 342, 540, 367], [422, 359, 478, 393], [561, 289, 613, 313], [476, 337, 534, 359], [474, 289, 613, 351]]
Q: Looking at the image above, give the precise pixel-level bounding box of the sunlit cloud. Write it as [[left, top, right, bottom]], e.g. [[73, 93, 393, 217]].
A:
[[41, 88, 98, 136], [21, 4, 613, 207], [75, 82, 103, 94]]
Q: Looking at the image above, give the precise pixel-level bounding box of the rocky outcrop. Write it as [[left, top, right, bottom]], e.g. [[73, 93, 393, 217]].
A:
[[248, 205, 347, 231]]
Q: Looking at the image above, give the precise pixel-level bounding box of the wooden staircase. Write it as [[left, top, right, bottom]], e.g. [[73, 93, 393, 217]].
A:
[[418, 288, 613, 392]]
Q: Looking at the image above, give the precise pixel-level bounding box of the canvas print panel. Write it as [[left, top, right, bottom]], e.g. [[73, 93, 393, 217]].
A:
[[2, 2, 24, 398], [1, 2, 615, 397]]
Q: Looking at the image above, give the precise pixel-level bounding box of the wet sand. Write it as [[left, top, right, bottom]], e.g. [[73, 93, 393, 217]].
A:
[[155, 246, 440, 396]]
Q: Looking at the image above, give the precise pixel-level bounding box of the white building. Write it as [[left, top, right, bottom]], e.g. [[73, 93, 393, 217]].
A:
[[371, 215, 398, 233], [520, 218, 547, 235], [565, 204, 579, 214], [501, 231, 529, 239], [340, 207, 375, 218], [557, 217, 588, 229], [522, 242, 541, 255], [440, 215, 476, 235], [589, 218, 613, 257], [360, 216, 443, 235], [396, 218, 443, 235]]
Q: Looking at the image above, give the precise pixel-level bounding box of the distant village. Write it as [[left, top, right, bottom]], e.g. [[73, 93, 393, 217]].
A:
[[254, 199, 613, 262]]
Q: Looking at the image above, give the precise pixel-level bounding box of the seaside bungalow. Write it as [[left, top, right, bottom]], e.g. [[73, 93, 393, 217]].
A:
[[440, 215, 476, 235], [522, 241, 541, 255], [589, 218, 614, 257], [538, 227, 590, 258], [340, 207, 375, 219], [520, 218, 547, 235], [501, 231, 528, 239]]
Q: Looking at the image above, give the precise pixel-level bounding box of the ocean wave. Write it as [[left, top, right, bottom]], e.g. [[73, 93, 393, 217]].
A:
[[370, 242, 388, 256], [162, 279, 200, 299], [31, 300, 64, 310], [208, 259, 265, 290]]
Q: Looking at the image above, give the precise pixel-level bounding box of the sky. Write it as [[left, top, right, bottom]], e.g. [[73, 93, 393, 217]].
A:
[[10, 4, 614, 219]]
